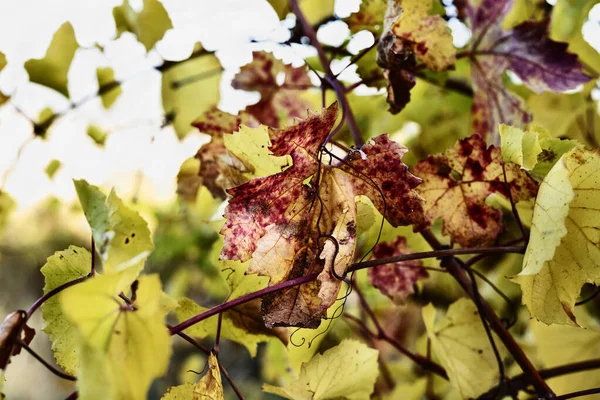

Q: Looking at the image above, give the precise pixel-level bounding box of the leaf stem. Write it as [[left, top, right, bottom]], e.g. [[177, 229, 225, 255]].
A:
[[19, 341, 76, 382], [25, 274, 90, 322], [419, 229, 554, 398]]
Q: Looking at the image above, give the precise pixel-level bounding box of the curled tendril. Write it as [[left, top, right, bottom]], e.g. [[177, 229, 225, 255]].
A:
[[289, 328, 306, 348]]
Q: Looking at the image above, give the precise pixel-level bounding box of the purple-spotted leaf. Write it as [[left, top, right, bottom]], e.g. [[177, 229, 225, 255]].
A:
[[377, 0, 456, 114], [220, 103, 425, 328], [368, 236, 428, 304], [232, 51, 314, 128], [461, 0, 591, 143], [412, 134, 538, 247]]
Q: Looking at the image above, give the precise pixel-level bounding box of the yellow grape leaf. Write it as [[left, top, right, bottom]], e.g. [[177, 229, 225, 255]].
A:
[[383, 377, 427, 400], [86, 125, 108, 146], [161, 352, 224, 400], [344, 0, 387, 35], [513, 148, 600, 325], [41, 246, 91, 376], [0, 52, 6, 72], [531, 308, 600, 395], [24, 22, 78, 98], [391, 0, 456, 72], [74, 179, 153, 279], [61, 274, 172, 400], [499, 125, 579, 176], [263, 339, 379, 400], [0, 191, 16, 232], [113, 0, 173, 52], [175, 297, 286, 357], [267, 0, 334, 24], [422, 300, 507, 399], [161, 46, 221, 138], [96, 67, 122, 109]]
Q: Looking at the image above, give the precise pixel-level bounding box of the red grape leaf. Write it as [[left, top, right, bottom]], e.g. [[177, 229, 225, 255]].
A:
[[368, 236, 428, 304], [377, 0, 455, 114], [220, 103, 425, 327], [461, 0, 591, 142], [232, 51, 314, 127], [412, 134, 538, 247]]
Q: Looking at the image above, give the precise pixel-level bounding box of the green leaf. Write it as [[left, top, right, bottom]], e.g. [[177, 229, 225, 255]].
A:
[[161, 46, 221, 138], [86, 125, 108, 146], [267, 0, 334, 24], [73, 179, 153, 278], [24, 22, 78, 97], [61, 274, 172, 400], [0, 191, 16, 232], [160, 352, 224, 400], [96, 67, 122, 108], [513, 148, 600, 325], [263, 339, 379, 400], [422, 299, 507, 399], [45, 159, 62, 179], [41, 246, 91, 376], [113, 0, 173, 52]]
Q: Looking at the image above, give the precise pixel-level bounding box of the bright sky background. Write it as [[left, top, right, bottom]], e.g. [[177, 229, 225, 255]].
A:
[[0, 0, 598, 213]]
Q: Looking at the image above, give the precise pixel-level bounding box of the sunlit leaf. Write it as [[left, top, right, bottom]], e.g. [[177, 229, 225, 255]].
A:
[[344, 0, 387, 35], [513, 148, 600, 325], [422, 299, 507, 399], [44, 159, 62, 179], [96, 67, 122, 109], [0, 52, 6, 72], [113, 0, 173, 52], [263, 339, 379, 400], [161, 352, 224, 400], [161, 45, 221, 138], [74, 179, 153, 279], [267, 0, 334, 24], [62, 274, 172, 400], [0, 191, 16, 233], [412, 134, 538, 247], [24, 22, 78, 98], [40, 246, 90, 376], [86, 125, 109, 146]]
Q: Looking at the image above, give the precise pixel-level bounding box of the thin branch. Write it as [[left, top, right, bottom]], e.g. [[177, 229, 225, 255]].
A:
[[554, 388, 600, 400], [419, 229, 554, 398], [26, 274, 90, 322], [20, 341, 76, 382], [413, 71, 473, 97]]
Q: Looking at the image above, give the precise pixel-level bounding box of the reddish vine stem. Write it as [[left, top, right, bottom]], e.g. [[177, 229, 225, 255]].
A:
[[420, 229, 554, 398], [25, 273, 90, 322], [65, 391, 78, 400], [289, 0, 364, 147], [554, 387, 600, 400], [19, 341, 76, 382]]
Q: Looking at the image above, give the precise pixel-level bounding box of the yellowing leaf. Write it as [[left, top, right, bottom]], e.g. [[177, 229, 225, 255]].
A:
[[61, 274, 172, 400], [344, 0, 387, 35], [0, 52, 6, 72], [513, 148, 600, 325], [422, 300, 507, 399], [263, 339, 379, 400], [391, 0, 456, 72], [74, 179, 153, 278], [267, 0, 334, 24], [41, 246, 91, 376], [24, 22, 78, 97], [113, 0, 173, 52], [161, 353, 224, 400], [161, 46, 221, 138], [0, 191, 16, 232], [96, 67, 122, 109]]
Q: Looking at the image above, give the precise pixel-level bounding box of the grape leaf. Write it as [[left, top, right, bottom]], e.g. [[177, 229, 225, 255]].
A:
[[220, 103, 425, 327], [24, 22, 78, 98], [263, 339, 379, 400], [344, 0, 387, 35], [74, 179, 153, 279], [96, 67, 121, 109], [412, 134, 539, 247], [461, 0, 591, 143], [512, 148, 600, 325], [41, 246, 91, 376], [422, 299, 507, 399], [267, 0, 334, 24], [175, 297, 287, 357], [232, 51, 315, 128], [113, 0, 172, 52], [61, 274, 172, 400], [160, 352, 224, 400], [377, 0, 456, 113], [162, 44, 222, 138], [368, 236, 428, 304], [499, 125, 579, 176]]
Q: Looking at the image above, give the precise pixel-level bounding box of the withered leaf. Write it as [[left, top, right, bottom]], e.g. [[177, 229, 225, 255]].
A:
[[232, 51, 314, 128], [412, 134, 538, 247], [368, 236, 428, 304], [0, 311, 35, 370], [221, 103, 425, 328]]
